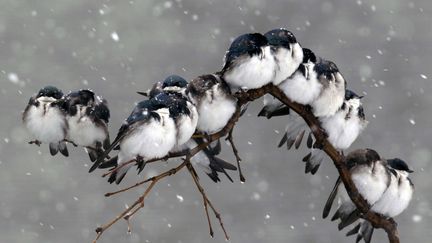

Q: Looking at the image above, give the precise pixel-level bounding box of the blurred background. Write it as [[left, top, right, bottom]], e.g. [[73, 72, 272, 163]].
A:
[[0, 0, 431, 242]]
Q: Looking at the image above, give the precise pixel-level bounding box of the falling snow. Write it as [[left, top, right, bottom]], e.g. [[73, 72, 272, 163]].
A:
[[111, 31, 119, 42], [176, 194, 184, 202]]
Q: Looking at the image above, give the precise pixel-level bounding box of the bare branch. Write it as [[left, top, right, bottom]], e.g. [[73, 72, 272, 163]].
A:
[[93, 83, 400, 243]]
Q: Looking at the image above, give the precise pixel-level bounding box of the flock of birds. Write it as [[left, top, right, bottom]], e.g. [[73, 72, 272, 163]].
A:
[[22, 28, 413, 243]]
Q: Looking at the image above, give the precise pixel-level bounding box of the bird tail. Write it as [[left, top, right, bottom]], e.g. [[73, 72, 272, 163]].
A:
[[267, 106, 290, 118], [58, 141, 69, 156], [192, 138, 237, 183], [323, 177, 341, 218], [278, 115, 307, 149], [107, 159, 132, 184], [89, 133, 124, 172], [87, 143, 104, 162], [346, 220, 374, 243], [257, 106, 271, 118], [329, 200, 360, 231], [49, 142, 69, 157], [207, 156, 237, 182], [303, 148, 327, 175], [49, 142, 59, 156]]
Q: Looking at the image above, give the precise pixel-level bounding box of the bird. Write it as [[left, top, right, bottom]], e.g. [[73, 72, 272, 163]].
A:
[[62, 89, 110, 162], [257, 48, 316, 119], [187, 73, 244, 181], [89, 93, 179, 184], [322, 149, 390, 230], [344, 158, 414, 243], [309, 59, 346, 117], [278, 52, 345, 118], [221, 33, 277, 90], [187, 73, 237, 134], [302, 89, 368, 174], [135, 75, 237, 183], [157, 75, 237, 182], [264, 28, 304, 85], [22, 86, 69, 156], [323, 150, 414, 235]]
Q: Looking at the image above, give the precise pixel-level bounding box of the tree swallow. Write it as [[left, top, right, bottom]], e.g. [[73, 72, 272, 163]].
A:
[[62, 89, 110, 162], [264, 28, 304, 85], [322, 149, 396, 231], [337, 158, 414, 243], [90, 93, 179, 184], [221, 33, 276, 90], [22, 86, 69, 156], [136, 75, 236, 183], [310, 59, 346, 117], [257, 48, 316, 119], [187, 73, 237, 134], [302, 89, 368, 174]]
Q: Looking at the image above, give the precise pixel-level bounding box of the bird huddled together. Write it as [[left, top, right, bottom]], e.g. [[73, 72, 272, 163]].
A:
[[22, 28, 413, 243]]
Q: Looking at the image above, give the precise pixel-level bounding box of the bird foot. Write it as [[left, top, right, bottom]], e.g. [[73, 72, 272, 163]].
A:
[[28, 140, 42, 146]]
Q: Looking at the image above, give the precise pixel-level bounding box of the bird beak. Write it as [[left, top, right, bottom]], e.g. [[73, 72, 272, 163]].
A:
[[359, 96, 364, 99], [137, 91, 148, 97], [408, 169, 414, 173]]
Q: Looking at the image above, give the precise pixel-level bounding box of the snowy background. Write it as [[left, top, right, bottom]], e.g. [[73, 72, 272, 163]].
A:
[[0, 0, 431, 242]]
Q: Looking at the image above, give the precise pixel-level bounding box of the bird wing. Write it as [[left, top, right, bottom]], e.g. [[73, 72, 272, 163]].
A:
[[89, 107, 158, 172]]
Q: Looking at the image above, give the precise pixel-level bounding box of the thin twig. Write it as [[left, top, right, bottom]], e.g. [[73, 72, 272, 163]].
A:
[[226, 129, 245, 182], [186, 161, 229, 240], [101, 150, 189, 178]]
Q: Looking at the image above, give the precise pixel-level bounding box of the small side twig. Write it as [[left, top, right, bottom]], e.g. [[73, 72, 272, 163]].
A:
[[226, 129, 245, 182], [185, 160, 229, 240], [93, 161, 187, 242]]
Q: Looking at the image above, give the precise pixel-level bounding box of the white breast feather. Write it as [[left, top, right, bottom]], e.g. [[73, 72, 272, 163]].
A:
[[224, 46, 276, 89], [175, 102, 198, 146], [118, 108, 176, 164], [279, 64, 322, 105], [24, 99, 66, 143], [373, 171, 413, 217], [351, 161, 388, 205], [67, 106, 107, 146], [272, 43, 304, 85], [196, 85, 236, 133]]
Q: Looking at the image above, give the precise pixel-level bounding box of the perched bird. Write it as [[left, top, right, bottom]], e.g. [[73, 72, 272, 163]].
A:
[[279, 53, 345, 118], [90, 93, 179, 183], [264, 28, 304, 85], [135, 75, 237, 183], [322, 149, 389, 230], [22, 86, 69, 156], [257, 48, 316, 119], [138, 74, 189, 98], [326, 156, 414, 243], [62, 89, 110, 162], [302, 90, 368, 174], [187, 73, 237, 134], [221, 33, 276, 90], [309, 59, 346, 117]]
